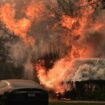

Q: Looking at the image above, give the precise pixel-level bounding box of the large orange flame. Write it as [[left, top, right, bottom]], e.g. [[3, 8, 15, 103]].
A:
[[35, 0, 104, 94], [0, 0, 104, 94], [0, 1, 44, 45]]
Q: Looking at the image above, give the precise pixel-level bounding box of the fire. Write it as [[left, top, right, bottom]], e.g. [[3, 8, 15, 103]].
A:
[[35, 0, 104, 94], [61, 15, 77, 30], [18, 18, 31, 32], [61, 0, 97, 36], [25, 1, 43, 21], [0, 1, 44, 45], [36, 59, 74, 94], [0, 0, 104, 94]]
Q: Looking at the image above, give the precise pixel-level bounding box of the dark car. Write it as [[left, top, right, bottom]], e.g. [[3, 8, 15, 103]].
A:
[[0, 79, 48, 105]]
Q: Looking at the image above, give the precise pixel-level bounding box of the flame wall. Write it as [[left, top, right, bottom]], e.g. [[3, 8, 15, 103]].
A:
[[0, 0, 105, 94]]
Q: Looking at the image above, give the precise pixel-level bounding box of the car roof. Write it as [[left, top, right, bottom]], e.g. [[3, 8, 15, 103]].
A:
[[0, 79, 43, 90]]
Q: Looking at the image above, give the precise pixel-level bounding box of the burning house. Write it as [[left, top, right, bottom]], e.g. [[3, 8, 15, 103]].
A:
[[0, 0, 105, 100], [60, 59, 105, 100]]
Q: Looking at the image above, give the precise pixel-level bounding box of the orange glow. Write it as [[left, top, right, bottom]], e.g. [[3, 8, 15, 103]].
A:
[[0, 3, 31, 44], [61, 15, 77, 30], [0, 0, 103, 94], [35, 0, 103, 94], [25, 1, 44, 21], [0, 2, 44, 45], [36, 59, 73, 94]]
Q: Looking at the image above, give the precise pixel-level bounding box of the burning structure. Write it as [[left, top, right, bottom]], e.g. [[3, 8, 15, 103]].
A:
[[49, 59, 105, 100], [0, 0, 105, 98], [63, 80, 105, 100]]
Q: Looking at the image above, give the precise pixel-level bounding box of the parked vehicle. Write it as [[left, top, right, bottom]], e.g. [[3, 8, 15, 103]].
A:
[[0, 79, 48, 105]]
